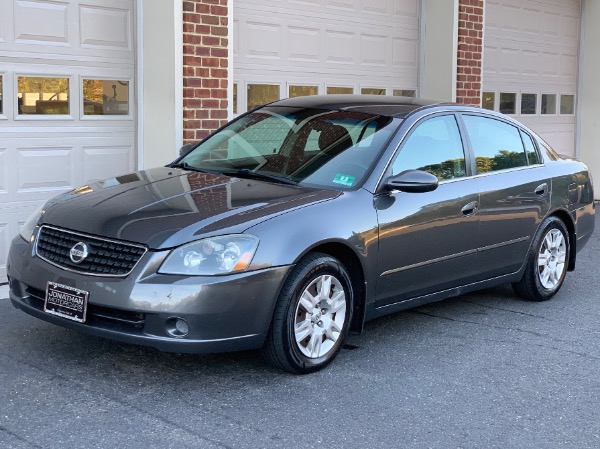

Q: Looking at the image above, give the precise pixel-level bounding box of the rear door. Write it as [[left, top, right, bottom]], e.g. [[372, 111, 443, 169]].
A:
[[460, 114, 551, 279], [375, 114, 480, 307]]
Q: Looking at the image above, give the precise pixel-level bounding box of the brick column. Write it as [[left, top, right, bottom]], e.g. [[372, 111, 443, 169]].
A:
[[456, 0, 484, 106], [183, 0, 229, 144]]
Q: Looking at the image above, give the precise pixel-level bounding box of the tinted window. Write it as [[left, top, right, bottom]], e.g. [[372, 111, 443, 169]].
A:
[[392, 115, 466, 181], [463, 115, 527, 173], [521, 131, 540, 165], [181, 107, 395, 190]]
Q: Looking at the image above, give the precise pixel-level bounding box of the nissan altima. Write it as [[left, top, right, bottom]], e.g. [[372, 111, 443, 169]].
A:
[[7, 95, 595, 373]]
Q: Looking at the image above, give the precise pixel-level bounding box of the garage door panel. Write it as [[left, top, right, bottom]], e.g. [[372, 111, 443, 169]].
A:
[[82, 145, 132, 184], [14, 0, 69, 45], [0, 1, 6, 43], [79, 4, 131, 50], [235, 0, 420, 114], [0, 0, 136, 281], [484, 0, 580, 155], [17, 146, 74, 192], [0, 148, 6, 193], [288, 26, 320, 62]]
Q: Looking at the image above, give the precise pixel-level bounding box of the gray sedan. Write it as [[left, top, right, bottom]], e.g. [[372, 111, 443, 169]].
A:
[[7, 95, 595, 373]]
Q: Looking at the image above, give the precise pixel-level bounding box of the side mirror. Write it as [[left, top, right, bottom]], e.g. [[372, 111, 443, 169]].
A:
[[179, 143, 196, 157], [384, 170, 439, 193]]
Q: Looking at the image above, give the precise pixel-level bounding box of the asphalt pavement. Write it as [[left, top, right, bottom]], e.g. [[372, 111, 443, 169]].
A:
[[1, 215, 599, 449]]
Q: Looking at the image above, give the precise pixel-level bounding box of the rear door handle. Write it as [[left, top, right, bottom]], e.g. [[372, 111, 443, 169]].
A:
[[535, 183, 548, 196], [461, 201, 478, 216]]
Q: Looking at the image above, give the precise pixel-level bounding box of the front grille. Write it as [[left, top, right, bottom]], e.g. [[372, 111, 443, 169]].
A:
[[26, 286, 145, 329], [36, 226, 147, 277]]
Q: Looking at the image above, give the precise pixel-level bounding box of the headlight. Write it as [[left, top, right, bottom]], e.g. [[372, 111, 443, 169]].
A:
[[159, 235, 259, 276], [20, 203, 46, 242]]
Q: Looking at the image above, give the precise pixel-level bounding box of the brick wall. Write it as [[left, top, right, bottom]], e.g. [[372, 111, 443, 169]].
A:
[[456, 0, 484, 106], [183, 0, 229, 144]]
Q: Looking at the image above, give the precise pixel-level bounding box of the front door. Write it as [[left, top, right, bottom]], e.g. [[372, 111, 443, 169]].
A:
[[375, 114, 480, 307]]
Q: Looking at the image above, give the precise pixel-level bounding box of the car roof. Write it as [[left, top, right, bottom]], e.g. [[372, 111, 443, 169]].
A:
[[269, 95, 444, 118]]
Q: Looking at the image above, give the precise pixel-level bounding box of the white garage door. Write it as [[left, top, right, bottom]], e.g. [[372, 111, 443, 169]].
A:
[[233, 0, 420, 114], [0, 0, 136, 280], [483, 0, 580, 156]]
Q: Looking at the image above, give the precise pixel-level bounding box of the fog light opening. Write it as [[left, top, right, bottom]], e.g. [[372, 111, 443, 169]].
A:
[[165, 317, 190, 338]]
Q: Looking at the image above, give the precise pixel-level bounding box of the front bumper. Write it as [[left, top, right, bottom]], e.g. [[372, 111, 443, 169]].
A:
[[7, 235, 290, 353]]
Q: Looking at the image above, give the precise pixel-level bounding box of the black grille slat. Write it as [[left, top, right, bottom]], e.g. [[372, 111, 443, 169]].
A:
[[36, 226, 147, 277]]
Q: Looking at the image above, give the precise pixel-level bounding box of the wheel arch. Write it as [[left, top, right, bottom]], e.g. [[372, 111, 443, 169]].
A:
[[293, 241, 367, 334], [546, 208, 576, 271]]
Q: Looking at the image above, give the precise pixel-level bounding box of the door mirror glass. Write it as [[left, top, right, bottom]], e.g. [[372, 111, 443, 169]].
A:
[[385, 170, 439, 193]]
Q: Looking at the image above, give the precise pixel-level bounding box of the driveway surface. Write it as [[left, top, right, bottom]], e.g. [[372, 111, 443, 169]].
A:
[[1, 213, 599, 448]]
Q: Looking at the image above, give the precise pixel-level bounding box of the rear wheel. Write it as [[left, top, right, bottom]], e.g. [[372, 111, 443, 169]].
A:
[[512, 216, 570, 301], [262, 253, 353, 374]]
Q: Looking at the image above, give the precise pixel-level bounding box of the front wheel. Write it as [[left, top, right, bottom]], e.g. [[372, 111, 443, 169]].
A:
[[262, 253, 353, 374], [512, 216, 570, 301]]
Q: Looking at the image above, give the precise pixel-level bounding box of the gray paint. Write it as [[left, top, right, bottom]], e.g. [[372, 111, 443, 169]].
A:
[[6, 100, 596, 354]]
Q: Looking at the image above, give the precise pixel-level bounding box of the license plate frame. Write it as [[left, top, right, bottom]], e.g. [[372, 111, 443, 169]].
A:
[[44, 282, 89, 323]]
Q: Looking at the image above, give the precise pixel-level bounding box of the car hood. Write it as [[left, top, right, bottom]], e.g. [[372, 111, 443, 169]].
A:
[[41, 167, 339, 249]]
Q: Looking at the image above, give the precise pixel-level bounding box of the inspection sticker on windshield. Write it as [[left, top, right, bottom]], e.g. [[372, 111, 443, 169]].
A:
[[333, 174, 355, 187]]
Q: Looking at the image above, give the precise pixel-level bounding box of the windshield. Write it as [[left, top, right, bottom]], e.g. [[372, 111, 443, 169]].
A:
[[179, 106, 397, 190]]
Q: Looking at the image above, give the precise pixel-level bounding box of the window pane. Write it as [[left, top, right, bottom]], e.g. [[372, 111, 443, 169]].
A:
[[361, 88, 385, 95], [499, 93, 516, 114], [521, 131, 540, 165], [18, 76, 69, 115], [247, 84, 279, 110], [289, 85, 318, 98], [482, 92, 495, 110], [0, 75, 3, 114], [393, 89, 416, 97], [233, 83, 237, 114], [541, 94, 556, 114], [463, 115, 527, 173], [327, 86, 353, 95], [392, 115, 466, 180], [82, 79, 129, 115], [560, 94, 575, 114], [521, 93, 537, 114]]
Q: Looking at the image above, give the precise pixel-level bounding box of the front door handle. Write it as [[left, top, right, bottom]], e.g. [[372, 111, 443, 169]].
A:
[[461, 201, 478, 216], [535, 183, 548, 196]]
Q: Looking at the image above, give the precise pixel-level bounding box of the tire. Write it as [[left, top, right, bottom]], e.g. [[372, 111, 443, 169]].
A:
[[262, 253, 354, 374], [512, 216, 570, 301]]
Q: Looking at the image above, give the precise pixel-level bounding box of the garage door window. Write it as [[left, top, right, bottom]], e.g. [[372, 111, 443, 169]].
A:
[[463, 115, 527, 173], [327, 87, 353, 95], [541, 94, 556, 114], [82, 79, 129, 116], [247, 84, 279, 111], [521, 93, 537, 115], [17, 76, 69, 115], [560, 95, 575, 115], [361, 88, 385, 95], [233, 83, 238, 114], [393, 89, 416, 97], [482, 92, 495, 111], [289, 85, 318, 98], [499, 93, 516, 114]]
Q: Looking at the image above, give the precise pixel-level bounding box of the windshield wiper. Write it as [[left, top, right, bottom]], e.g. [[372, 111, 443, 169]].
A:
[[168, 162, 222, 175], [226, 169, 297, 185]]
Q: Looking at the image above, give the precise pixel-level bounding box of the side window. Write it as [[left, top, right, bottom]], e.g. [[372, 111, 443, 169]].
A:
[[462, 115, 527, 174], [521, 131, 541, 165], [392, 115, 466, 181]]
